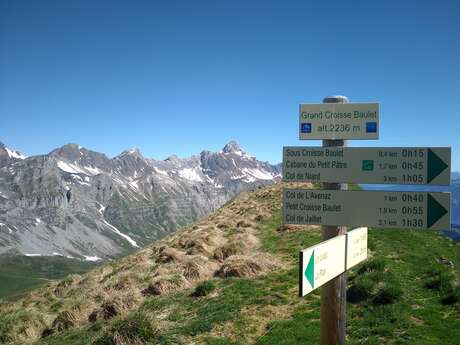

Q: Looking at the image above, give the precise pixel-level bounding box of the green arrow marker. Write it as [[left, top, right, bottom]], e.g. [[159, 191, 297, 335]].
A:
[[427, 149, 448, 183], [427, 194, 448, 228], [305, 250, 315, 288]]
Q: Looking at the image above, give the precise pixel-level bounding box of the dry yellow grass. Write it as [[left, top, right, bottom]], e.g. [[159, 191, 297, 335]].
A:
[[182, 255, 218, 281], [216, 254, 281, 278], [143, 274, 190, 296]]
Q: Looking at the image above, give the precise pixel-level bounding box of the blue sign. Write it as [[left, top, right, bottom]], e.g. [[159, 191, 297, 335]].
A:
[[366, 122, 377, 133], [301, 123, 312, 133]]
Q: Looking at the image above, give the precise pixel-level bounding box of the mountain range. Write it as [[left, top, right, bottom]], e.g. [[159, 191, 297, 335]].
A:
[[0, 141, 281, 260]]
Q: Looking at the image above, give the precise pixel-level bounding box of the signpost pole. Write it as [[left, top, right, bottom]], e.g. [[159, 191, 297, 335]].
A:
[[320, 95, 348, 345]]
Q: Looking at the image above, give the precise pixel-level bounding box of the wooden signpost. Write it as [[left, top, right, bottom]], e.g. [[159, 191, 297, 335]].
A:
[[282, 95, 452, 345]]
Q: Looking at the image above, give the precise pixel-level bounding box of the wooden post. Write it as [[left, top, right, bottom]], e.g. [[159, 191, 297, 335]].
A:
[[320, 95, 349, 345]]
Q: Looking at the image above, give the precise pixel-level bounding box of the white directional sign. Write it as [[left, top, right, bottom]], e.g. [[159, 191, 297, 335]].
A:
[[300, 234, 346, 297], [346, 227, 368, 270], [299, 103, 379, 140], [300, 227, 368, 297], [283, 147, 451, 185], [284, 189, 451, 230]]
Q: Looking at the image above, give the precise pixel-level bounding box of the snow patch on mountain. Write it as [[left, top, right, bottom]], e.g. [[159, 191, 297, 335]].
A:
[[83, 255, 102, 262], [178, 168, 203, 182], [57, 161, 86, 174], [241, 167, 274, 180], [0, 223, 13, 234], [57, 161, 102, 176], [5, 147, 27, 160], [84, 166, 102, 175], [154, 167, 168, 176], [97, 203, 106, 215], [71, 174, 91, 186], [225, 149, 245, 156], [102, 220, 139, 247], [129, 181, 139, 190]]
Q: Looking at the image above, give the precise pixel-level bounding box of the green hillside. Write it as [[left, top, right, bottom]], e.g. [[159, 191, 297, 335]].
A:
[[0, 183, 459, 344], [0, 255, 98, 301]]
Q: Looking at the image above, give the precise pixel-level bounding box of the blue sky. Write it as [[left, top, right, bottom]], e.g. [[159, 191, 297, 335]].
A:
[[1, 0, 459, 170]]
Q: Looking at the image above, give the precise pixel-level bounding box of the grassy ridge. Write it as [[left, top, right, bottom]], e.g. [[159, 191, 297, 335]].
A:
[[0, 255, 98, 301], [30, 207, 460, 345]]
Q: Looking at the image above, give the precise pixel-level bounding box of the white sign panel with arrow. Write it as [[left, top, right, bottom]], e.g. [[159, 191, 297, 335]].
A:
[[284, 189, 451, 231], [300, 227, 368, 297], [283, 147, 450, 185]]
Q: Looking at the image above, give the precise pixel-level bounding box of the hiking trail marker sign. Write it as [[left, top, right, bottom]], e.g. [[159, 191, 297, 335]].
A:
[[300, 227, 368, 297], [283, 147, 451, 185], [284, 189, 451, 231], [299, 103, 379, 140], [289, 96, 451, 345]]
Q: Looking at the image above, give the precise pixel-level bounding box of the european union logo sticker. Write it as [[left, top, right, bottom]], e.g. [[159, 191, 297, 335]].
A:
[[301, 123, 312, 133], [366, 122, 377, 133]]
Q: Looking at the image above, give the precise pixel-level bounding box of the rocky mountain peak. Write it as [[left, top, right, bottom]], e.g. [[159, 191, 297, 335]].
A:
[[0, 143, 7, 157], [121, 147, 141, 155], [222, 140, 246, 155], [119, 147, 144, 159], [165, 154, 180, 162], [0, 142, 27, 160], [50, 143, 83, 158], [48, 144, 111, 175]]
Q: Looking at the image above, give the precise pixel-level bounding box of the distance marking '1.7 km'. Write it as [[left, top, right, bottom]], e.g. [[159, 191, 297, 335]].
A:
[[283, 147, 451, 185]]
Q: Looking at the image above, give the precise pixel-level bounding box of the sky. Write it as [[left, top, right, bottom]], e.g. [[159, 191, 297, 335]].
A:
[[1, 0, 459, 170]]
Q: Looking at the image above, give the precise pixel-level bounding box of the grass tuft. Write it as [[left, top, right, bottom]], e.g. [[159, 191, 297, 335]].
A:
[[422, 266, 459, 305], [92, 312, 157, 345], [192, 281, 216, 297], [347, 276, 375, 303], [348, 258, 402, 306], [357, 257, 385, 275], [372, 284, 403, 305]]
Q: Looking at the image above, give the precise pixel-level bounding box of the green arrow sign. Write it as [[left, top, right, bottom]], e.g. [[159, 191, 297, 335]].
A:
[[427, 194, 449, 228], [305, 250, 315, 288], [427, 149, 449, 183]]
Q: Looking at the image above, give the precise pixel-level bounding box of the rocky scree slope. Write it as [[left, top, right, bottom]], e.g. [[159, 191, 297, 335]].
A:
[[0, 141, 280, 260]]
